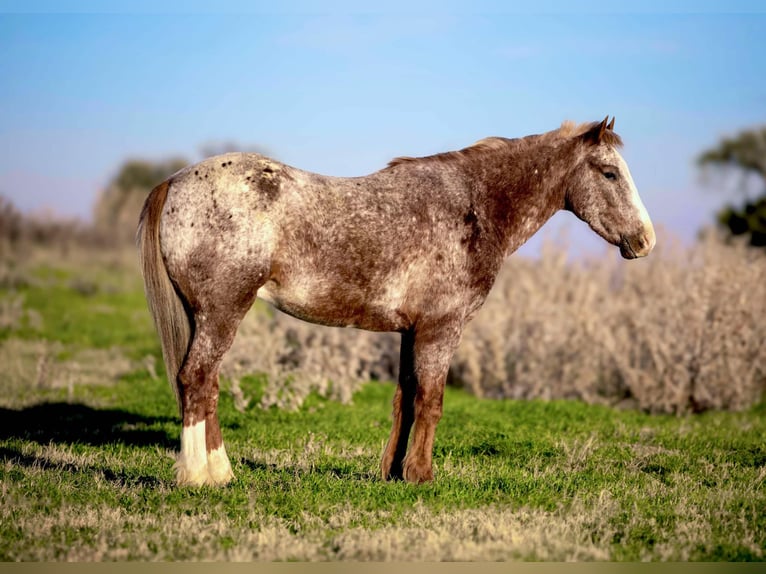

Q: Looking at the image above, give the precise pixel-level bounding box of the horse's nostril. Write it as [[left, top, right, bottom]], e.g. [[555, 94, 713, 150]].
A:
[[643, 230, 656, 253], [633, 229, 656, 257]]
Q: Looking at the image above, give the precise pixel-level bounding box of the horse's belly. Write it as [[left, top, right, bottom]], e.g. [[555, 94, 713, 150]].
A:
[[257, 280, 409, 332]]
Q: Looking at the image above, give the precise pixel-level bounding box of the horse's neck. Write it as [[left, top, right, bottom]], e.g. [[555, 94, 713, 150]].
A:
[[474, 136, 571, 257]]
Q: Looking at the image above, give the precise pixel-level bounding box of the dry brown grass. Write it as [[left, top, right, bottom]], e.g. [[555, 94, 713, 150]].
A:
[[4, 468, 760, 560], [0, 338, 140, 407], [456, 229, 766, 413], [220, 230, 765, 415]]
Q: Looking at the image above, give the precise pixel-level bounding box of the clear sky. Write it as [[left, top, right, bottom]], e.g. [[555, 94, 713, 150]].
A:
[[1, 1, 764, 256]]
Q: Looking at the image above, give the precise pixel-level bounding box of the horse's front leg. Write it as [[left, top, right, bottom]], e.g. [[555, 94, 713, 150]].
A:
[[401, 319, 463, 484], [381, 330, 416, 481]]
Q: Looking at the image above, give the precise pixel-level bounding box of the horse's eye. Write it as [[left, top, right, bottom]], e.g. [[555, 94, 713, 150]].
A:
[[603, 171, 617, 180]]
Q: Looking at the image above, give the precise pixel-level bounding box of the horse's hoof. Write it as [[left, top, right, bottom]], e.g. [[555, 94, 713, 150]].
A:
[[403, 460, 434, 484], [174, 457, 211, 486], [208, 468, 234, 485], [381, 459, 404, 482]]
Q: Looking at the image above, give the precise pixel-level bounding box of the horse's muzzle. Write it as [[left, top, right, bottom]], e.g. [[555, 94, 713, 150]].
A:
[[619, 228, 655, 260]]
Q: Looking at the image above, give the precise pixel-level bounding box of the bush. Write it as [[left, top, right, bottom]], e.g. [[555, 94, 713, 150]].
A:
[[0, 195, 96, 259], [453, 231, 765, 414], [223, 231, 765, 415], [92, 158, 187, 246]]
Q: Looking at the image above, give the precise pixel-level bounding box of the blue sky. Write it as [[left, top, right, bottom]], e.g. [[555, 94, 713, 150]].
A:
[[1, 1, 764, 256]]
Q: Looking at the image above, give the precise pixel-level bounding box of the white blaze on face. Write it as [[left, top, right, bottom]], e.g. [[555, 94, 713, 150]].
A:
[[615, 151, 656, 254]]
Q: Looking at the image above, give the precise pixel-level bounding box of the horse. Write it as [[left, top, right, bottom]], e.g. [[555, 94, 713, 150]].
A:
[[137, 116, 655, 486]]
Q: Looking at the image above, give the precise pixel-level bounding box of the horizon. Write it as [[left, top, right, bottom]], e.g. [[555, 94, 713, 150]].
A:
[[1, 2, 764, 256]]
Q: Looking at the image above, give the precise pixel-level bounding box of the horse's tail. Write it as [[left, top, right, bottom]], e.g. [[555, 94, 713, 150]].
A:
[[136, 180, 190, 416]]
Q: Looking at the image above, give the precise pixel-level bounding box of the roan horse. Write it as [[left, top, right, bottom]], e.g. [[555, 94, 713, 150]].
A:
[[137, 116, 655, 486]]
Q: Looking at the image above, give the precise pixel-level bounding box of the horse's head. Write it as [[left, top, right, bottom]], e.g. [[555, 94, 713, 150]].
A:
[[564, 117, 655, 259]]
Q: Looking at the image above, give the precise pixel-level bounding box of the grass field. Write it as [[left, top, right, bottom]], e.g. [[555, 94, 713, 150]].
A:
[[0, 250, 764, 561]]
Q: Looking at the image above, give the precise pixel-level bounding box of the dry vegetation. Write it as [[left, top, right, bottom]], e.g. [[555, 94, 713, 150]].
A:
[[1, 197, 764, 562], [455, 230, 766, 413], [2, 190, 764, 415], [221, 229, 766, 415]]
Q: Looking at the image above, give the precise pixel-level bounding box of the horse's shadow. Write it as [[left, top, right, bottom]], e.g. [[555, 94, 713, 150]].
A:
[[0, 402, 177, 487], [0, 403, 378, 484], [0, 402, 176, 448]]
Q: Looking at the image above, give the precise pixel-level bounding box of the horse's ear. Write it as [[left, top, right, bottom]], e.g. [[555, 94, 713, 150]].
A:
[[582, 116, 610, 145], [598, 116, 609, 140], [607, 116, 615, 131]]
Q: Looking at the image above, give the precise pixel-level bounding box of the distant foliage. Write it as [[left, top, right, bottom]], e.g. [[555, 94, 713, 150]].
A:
[[92, 143, 270, 246], [698, 126, 766, 248], [2, 154, 187, 254], [0, 196, 22, 247], [0, 195, 94, 258], [716, 197, 766, 248], [93, 158, 187, 245], [222, 232, 765, 415]]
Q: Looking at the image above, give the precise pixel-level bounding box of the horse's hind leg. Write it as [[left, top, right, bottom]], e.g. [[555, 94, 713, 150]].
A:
[[175, 291, 258, 486]]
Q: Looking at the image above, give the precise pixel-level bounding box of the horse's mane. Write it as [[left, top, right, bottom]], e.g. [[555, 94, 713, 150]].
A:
[[386, 120, 622, 169], [386, 137, 516, 169]]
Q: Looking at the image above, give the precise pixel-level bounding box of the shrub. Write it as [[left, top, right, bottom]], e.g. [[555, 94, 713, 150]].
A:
[[453, 231, 766, 414], [223, 231, 765, 415], [0, 195, 97, 258]]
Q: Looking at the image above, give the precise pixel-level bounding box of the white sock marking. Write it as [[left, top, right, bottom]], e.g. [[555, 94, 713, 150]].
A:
[[207, 444, 234, 485], [175, 420, 209, 486]]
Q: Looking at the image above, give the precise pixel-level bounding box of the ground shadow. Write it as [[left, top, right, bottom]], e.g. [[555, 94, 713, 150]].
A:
[[0, 402, 176, 449], [0, 402, 177, 487], [0, 445, 165, 487]]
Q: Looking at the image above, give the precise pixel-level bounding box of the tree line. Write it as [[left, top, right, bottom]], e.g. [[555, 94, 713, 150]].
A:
[[2, 130, 764, 251]]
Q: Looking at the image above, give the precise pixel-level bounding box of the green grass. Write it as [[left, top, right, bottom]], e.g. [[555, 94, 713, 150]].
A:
[[0, 258, 764, 561], [0, 267, 155, 358]]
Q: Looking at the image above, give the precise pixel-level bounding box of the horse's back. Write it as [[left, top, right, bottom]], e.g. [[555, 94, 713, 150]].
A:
[[156, 151, 490, 331]]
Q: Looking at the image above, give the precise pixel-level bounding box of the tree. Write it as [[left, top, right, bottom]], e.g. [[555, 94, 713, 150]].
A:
[[93, 157, 188, 245], [92, 142, 271, 246], [697, 126, 766, 248]]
